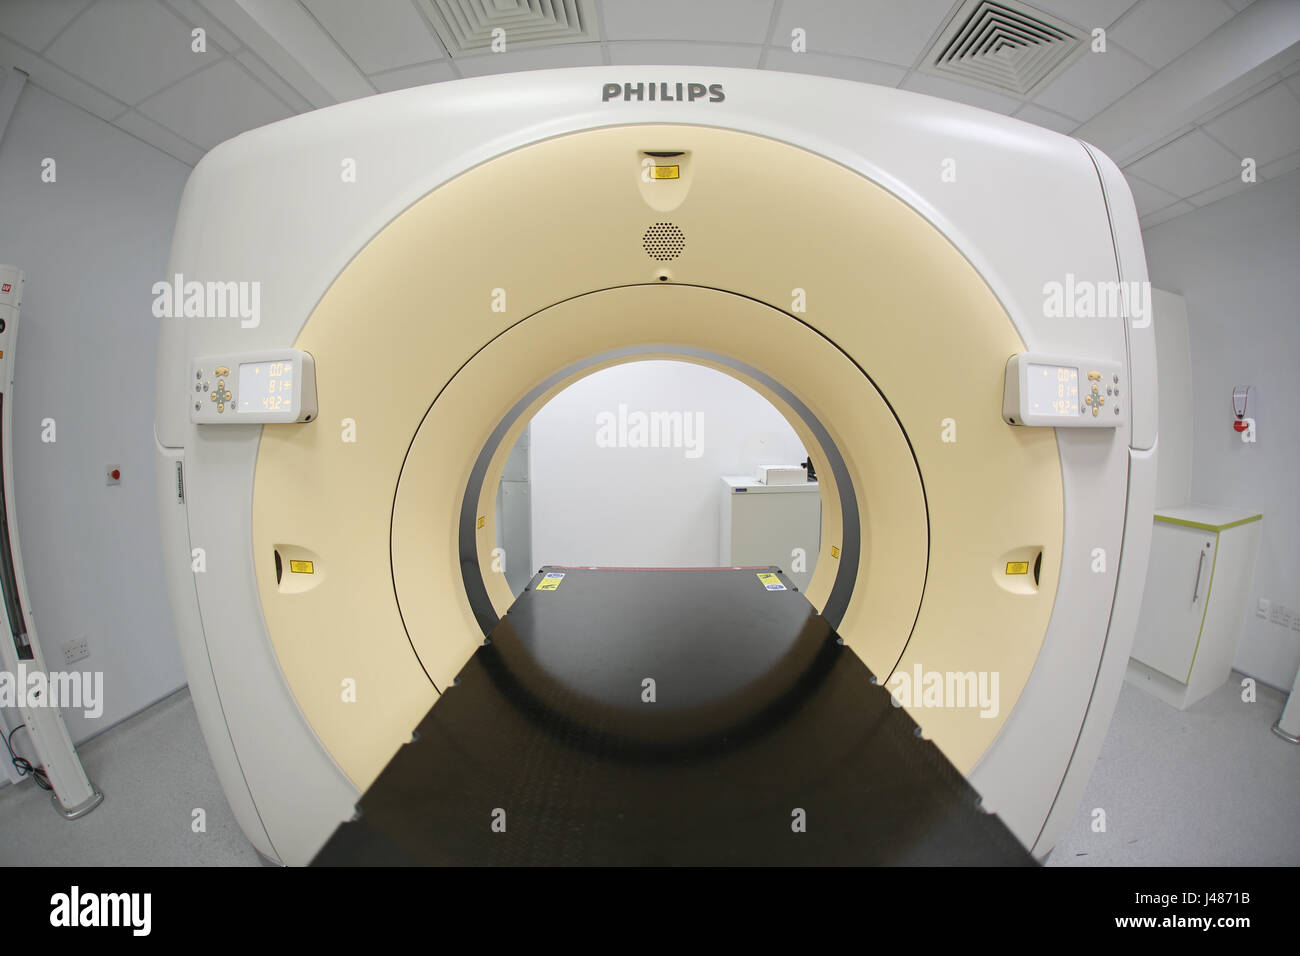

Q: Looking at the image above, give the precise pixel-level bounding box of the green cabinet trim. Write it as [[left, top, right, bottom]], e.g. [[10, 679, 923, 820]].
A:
[[1154, 513, 1262, 533]]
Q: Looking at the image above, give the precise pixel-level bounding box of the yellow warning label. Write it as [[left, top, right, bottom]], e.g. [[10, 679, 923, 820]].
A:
[[289, 560, 314, 574], [1006, 561, 1030, 575], [830, 545, 840, 559], [476, 515, 486, 530], [537, 572, 564, 591], [649, 164, 680, 179], [756, 572, 786, 591]]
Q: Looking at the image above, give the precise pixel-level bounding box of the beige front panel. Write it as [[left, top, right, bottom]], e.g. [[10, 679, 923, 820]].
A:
[[252, 125, 1063, 789]]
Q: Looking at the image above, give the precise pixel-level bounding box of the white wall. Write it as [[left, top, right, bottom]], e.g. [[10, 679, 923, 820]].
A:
[[0, 83, 189, 746], [1151, 288, 1193, 509], [1142, 168, 1300, 690], [529, 360, 807, 568]]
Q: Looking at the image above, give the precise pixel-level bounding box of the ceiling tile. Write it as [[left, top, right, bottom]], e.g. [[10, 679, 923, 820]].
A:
[[136, 58, 292, 149], [901, 71, 1023, 114], [1122, 173, 1180, 215], [1012, 102, 1079, 134], [369, 59, 458, 93], [600, 0, 776, 45], [0, 0, 91, 52], [161, 0, 242, 52], [44, 0, 221, 105], [1259, 149, 1300, 180], [1109, 0, 1233, 71], [606, 42, 762, 69], [761, 50, 906, 87], [0, 32, 126, 121], [772, 0, 955, 66], [454, 42, 605, 77], [1203, 82, 1300, 166], [1185, 175, 1251, 206], [1032, 44, 1152, 120], [233, 49, 314, 112], [301, 0, 441, 74], [113, 109, 204, 165], [1139, 199, 1194, 229], [1023, 0, 1138, 29], [1124, 128, 1241, 196]]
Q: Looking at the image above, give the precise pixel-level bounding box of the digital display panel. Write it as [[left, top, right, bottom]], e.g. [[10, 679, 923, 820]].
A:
[[238, 360, 294, 414], [1026, 363, 1079, 417]]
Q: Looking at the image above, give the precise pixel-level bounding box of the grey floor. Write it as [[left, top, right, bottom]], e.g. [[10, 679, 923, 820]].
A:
[[1044, 673, 1299, 866], [1, 674, 1296, 866]]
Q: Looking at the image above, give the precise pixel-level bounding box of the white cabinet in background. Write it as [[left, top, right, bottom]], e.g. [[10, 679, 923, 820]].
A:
[[1127, 505, 1262, 710], [719, 477, 820, 593]]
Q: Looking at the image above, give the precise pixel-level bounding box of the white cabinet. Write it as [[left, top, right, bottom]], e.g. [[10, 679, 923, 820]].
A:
[[719, 477, 820, 592], [1127, 505, 1262, 710]]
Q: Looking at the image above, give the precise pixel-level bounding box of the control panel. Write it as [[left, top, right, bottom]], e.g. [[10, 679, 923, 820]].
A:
[[189, 350, 317, 424], [1003, 353, 1124, 428]]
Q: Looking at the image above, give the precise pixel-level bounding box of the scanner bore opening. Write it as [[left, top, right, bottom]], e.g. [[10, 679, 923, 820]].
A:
[[490, 359, 822, 595], [457, 345, 864, 639]]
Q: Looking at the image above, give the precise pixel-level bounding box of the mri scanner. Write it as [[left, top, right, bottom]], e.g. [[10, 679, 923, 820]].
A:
[[153, 66, 1157, 865]]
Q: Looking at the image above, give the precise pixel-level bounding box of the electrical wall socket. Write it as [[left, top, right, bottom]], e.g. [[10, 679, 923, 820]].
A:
[[61, 636, 89, 666]]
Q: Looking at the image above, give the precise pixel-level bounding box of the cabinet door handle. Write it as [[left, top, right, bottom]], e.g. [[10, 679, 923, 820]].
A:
[[1192, 550, 1206, 602]]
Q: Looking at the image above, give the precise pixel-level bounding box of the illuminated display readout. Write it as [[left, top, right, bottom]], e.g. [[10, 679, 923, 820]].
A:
[[1026, 363, 1079, 417], [237, 360, 294, 413]]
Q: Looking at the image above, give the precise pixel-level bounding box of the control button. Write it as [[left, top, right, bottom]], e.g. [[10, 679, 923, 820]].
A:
[[1114, 386, 1120, 396], [1088, 370, 1101, 381], [1113, 374, 1119, 383], [195, 384, 202, 393], [215, 366, 230, 377], [217, 379, 224, 388], [203, 381, 209, 391], [1107, 386, 1113, 396], [1084, 393, 1094, 407], [194, 402, 201, 412], [1098, 396, 1105, 405], [1093, 406, 1099, 417], [196, 370, 203, 380], [1114, 407, 1120, 415], [223, 391, 232, 402], [211, 391, 218, 401], [217, 403, 225, 413], [0, 318, 6, 333]]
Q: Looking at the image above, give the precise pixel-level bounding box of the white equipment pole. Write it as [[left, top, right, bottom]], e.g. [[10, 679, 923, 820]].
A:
[[0, 266, 103, 816]]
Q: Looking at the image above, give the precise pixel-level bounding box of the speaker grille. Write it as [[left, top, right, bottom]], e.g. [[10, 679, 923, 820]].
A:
[[643, 222, 686, 261]]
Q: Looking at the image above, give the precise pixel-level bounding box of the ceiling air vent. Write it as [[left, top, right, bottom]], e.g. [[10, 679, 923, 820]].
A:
[[921, 0, 1084, 97], [417, 0, 599, 58]]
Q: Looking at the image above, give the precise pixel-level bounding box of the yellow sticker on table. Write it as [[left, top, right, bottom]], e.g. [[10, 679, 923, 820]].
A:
[[537, 572, 564, 591], [1005, 561, 1030, 575], [289, 560, 314, 574], [756, 572, 786, 591]]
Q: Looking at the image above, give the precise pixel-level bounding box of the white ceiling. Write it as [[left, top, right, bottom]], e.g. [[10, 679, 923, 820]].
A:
[[2, 0, 1298, 229]]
